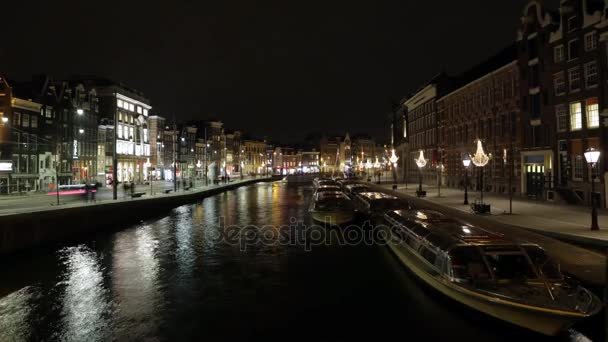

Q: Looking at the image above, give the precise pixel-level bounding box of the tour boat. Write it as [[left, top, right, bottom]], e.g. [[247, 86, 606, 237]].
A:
[[353, 191, 412, 217], [344, 183, 370, 196], [313, 177, 336, 189], [309, 191, 355, 226], [380, 209, 602, 336], [314, 184, 342, 194]]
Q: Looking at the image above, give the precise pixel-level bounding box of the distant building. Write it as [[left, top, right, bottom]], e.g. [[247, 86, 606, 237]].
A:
[[81, 78, 152, 185], [403, 73, 455, 185], [148, 115, 166, 179]]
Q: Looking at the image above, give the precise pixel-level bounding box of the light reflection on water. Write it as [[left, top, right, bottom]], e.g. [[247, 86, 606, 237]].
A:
[[57, 246, 113, 341], [0, 182, 599, 341]]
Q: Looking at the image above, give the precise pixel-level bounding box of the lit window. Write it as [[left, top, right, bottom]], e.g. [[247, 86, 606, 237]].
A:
[[129, 127, 134, 139], [570, 102, 582, 130], [117, 99, 123, 108], [584, 31, 597, 51], [143, 108, 148, 116], [129, 103, 135, 112], [553, 45, 565, 63], [586, 98, 599, 128], [123, 101, 129, 110], [568, 68, 581, 92], [117, 125, 123, 138], [137, 106, 142, 114], [584, 61, 598, 88], [555, 104, 568, 132], [553, 72, 565, 95]]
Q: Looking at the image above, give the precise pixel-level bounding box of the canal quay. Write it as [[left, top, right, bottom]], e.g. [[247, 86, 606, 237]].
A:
[[0, 181, 604, 341]]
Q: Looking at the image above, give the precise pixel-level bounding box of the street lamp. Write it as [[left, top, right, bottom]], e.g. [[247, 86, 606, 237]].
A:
[[462, 154, 471, 205], [144, 158, 152, 195], [471, 139, 490, 213], [78, 128, 84, 134], [584, 147, 601, 231], [1, 117, 8, 123], [414, 150, 426, 197], [389, 149, 399, 187], [77, 109, 84, 115]]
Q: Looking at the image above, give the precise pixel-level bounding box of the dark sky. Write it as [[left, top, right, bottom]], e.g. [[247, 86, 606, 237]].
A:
[[1, 0, 549, 143]]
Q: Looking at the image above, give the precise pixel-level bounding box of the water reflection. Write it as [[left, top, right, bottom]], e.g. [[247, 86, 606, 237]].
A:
[[0, 182, 601, 341], [111, 225, 161, 338], [57, 245, 112, 341], [0, 286, 34, 341]]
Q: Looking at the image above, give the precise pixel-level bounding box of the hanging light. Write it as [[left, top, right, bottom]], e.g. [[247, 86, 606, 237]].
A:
[[415, 150, 427, 168], [471, 139, 489, 167]]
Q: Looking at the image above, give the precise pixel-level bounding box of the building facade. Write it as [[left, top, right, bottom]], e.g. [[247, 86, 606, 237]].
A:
[[517, 0, 608, 206], [438, 46, 521, 195], [404, 74, 454, 185]]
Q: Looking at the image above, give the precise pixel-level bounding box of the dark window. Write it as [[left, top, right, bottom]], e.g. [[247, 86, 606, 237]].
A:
[[528, 36, 538, 59], [568, 39, 579, 60], [531, 94, 541, 119], [449, 246, 491, 281], [420, 246, 437, 265]]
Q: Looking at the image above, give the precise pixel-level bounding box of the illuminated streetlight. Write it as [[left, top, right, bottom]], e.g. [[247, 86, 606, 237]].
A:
[[77, 109, 84, 115], [415, 150, 427, 197], [462, 154, 471, 205], [78, 128, 84, 134], [584, 147, 601, 231], [1, 117, 8, 123], [471, 139, 490, 213]]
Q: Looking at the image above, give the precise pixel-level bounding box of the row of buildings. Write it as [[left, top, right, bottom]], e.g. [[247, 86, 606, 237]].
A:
[[0, 73, 388, 193], [389, 0, 608, 207]]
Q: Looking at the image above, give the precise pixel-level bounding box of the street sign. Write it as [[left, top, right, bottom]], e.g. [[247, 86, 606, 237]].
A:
[[105, 165, 113, 173]]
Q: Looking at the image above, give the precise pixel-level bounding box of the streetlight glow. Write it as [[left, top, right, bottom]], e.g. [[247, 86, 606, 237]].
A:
[[77, 109, 84, 115]]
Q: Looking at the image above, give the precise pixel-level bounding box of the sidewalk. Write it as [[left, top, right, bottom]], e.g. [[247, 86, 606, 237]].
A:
[[0, 176, 269, 216], [373, 182, 607, 286], [387, 184, 608, 246]]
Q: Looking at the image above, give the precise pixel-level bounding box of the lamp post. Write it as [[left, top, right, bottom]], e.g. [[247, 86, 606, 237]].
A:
[[584, 147, 601, 231], [462, 154, 471, 205], [471, 139, 490, 213], [365, 159, 373, 182], [196, 160, 202, 188], [389, 149, 399, 187], [374, 157, 381, 184], [144, 158, 152, 195], [414, 150, 427, 197]]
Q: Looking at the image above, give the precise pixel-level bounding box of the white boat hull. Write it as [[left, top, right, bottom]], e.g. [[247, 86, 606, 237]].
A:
[[385, 238, 589, 336]]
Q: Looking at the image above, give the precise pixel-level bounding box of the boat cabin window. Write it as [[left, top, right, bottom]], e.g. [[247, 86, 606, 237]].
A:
[[315, 199, 351, 211], [370, 199, 407, 212], [522, 245, 562, 279], [419, 246, 437, 265], [449, 246, 491, 281], [482, 247, 537, 280], [424, 232, 452, 250], [407, 223, 430, 239]]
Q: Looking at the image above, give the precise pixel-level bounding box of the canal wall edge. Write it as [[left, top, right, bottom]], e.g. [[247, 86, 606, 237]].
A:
[[0, 177, 280, 256]]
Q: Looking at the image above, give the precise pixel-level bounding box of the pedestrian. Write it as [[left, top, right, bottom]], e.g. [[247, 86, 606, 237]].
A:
[[84, 183, 90, 202]]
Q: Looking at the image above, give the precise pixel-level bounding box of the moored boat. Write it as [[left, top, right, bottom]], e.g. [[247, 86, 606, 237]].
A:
[[380, 209, 602, 336], [353, 191, 412, 218], [309, 191, 355, 226]]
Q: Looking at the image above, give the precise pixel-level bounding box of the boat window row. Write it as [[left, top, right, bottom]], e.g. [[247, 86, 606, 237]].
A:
[[384, 213, 562, 283]]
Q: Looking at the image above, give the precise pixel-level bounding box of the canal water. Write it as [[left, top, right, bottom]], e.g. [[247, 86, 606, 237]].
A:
[[0, 182, 602, 341]]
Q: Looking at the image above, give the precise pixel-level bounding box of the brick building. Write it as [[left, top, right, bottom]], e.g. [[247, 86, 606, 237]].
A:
[[438, 45, 521, 195], [517, 0, 608, 206]]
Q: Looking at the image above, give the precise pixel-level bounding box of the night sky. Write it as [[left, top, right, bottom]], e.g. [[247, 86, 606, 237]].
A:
[[1, 0, 551, 143]]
